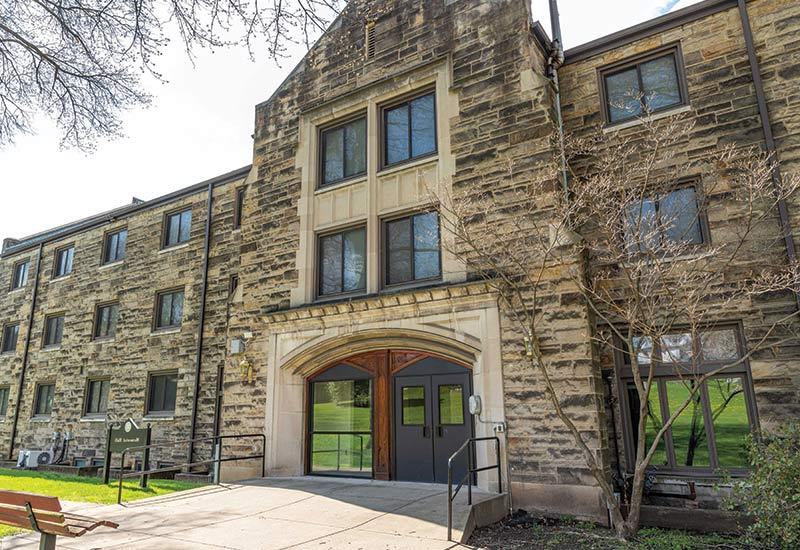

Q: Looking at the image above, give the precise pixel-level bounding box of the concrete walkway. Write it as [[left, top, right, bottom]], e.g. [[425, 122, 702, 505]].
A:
[[1, 477, 503, 549]]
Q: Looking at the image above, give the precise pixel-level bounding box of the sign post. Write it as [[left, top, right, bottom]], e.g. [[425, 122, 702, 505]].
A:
[[103, 419, 151, 486]]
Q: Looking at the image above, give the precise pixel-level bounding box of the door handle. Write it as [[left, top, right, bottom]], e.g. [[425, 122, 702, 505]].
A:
[[437, 426, 444, 438], [422, 426, 431, 438]]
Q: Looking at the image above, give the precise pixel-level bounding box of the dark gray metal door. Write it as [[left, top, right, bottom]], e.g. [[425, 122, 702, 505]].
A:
[[393, 370, 471, 483], [394, 376, 434, 482]]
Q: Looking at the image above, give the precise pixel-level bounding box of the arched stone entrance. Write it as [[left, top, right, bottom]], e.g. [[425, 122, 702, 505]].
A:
[[305, 350, 473, 482]]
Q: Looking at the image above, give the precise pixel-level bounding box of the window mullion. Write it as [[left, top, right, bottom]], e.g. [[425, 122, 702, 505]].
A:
[[658, 379, 677, 468], [407, 104, 413, 160], [409, 215, 416, 282], [636, 64, 647, 111], [340, 234, 346, 294]]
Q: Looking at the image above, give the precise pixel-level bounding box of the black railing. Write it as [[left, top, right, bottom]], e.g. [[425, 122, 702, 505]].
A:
[[447, 436, 502, 542], [117, 433, 266, 505]]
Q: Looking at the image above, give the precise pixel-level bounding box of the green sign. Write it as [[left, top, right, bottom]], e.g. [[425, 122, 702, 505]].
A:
[[109, 420, 149, 453]]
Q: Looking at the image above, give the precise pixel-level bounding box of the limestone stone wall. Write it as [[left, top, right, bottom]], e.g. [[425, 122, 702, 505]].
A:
[[0, 174, 246, 466], [559, 0, 800, 487]]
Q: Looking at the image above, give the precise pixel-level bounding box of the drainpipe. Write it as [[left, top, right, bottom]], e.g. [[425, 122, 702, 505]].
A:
[[8, 243, 44, 460], [188, 183, 214, 466], [547, 0, 569, 199], [737, 0, 800, 311]]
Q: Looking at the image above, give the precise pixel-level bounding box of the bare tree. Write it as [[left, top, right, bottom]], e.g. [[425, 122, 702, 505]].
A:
[[0, 0, 341, 149], [431, 112, 800, 539]]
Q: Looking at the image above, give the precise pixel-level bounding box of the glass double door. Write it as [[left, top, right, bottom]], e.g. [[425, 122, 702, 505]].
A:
[[394, 373, 472, 484]]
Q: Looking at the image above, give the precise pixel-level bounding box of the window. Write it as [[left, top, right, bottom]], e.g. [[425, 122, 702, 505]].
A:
[[155, 290, 184, 330], [438, 385, 465, 425], [229, 274, 239, 297], [318, 227, 366, 297], [383, 92, 436, 167], [43, 314, 64, 348], [619, 327, 756, 472], [233, 188, 246, 229], [320, 117, 367, 187], [163, 209, 192, 248], [0, 386, 8, 416], [2, 324, 19, 354], [34, 383, 55, 416], [384, 211, 441, 286], [53, 245, 74, 278], [93, 303, 119, 340], [402, 386, 425, 426], [601, 46, 687, 124], [624, 186, 705, 254], [147, 372, 177, 414], [10, 260, 28, 290], [103, 228, 127, 264], [84, 379, 110, 416]]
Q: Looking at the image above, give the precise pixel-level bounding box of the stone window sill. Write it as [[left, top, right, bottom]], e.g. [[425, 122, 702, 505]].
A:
[[92, 337, 116, 344], [99, 261, 124, 271], [158, 243, 190, 255], [603, 104, 692, 133], [150, 328, 181, 336], [30, 416, 52, 423], [41, 345, 62, 352], [7, 287, 25, 295], [80, 416, 107, 423], [314, 175, 368, 196], [377, 154, 438, 178], [143, 415, 175, 422], [48, 275, 73, 285]]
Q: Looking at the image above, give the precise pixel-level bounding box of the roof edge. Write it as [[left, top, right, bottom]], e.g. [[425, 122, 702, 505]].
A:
[[2, 165, 252, 258], [564, 0, 737, 64]]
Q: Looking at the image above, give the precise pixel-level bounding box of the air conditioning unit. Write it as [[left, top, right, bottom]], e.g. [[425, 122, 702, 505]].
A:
[[16, 450, 53, 468]]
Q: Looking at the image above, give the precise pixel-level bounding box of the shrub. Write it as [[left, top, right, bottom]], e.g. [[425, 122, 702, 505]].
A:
[[728, 423, 800, 549]]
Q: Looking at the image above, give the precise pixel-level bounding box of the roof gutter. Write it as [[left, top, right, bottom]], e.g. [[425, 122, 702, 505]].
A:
[[188, 182, 215, 466], [7, 243, 43, 460], [737, 0, 800, 310]]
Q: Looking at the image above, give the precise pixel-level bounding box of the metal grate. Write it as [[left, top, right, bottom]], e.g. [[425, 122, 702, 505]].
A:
[[365, 22, 376, 60]]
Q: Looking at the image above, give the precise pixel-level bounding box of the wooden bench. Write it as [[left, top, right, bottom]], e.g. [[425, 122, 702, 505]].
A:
[[0, 490, 118, 549]]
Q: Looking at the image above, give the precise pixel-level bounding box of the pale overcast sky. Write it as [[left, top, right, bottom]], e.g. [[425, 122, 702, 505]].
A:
[[0, 0, 700, 244]]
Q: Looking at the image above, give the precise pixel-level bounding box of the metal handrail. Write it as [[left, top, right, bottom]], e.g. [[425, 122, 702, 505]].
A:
[[117, 433, 266, 504], [446, 436, 501, 542]]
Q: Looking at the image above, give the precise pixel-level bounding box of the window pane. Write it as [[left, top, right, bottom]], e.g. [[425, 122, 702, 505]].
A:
[[641, 55, 681, 112], [707, 377, 750, 468], [438, 385, 464, 425], [310, 433, 372, 474], [105, 233, 118, 262], [151, 376, 165, 411], [606, 68, 643, 122], [98, 380, 110, 413], [386, 104, 409, 164], [159, 294, 173, 327], [312, 380, 372, 432], [0, 388, 8, 415], [343, 229, 366, 292], [2, 325, 18, 353], [171, 292, 184, 326], [323, 127, 344, 184], [666, 380, 710, 467], [167, 214, 180, 245], [660, 187, 702, 245], [627, 383, 668, 466], [660, 333, 693, 363], [179, 211, 192, 243], [344, 118, 366, 178], [320, 234, 343, 295], [115, 230, 127, 261], [410, 94, 436, 158], [413, 212, 440, 279], [631, 336, 654, 365], [387, 218, 412, 285], [701, 329, 739, 362], [624, 199, 658, 253], [402, 386, 425, 426], [164, 374, 177, 411]]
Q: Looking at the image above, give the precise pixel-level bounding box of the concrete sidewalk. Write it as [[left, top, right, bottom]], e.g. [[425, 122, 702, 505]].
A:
[[1, 477, 503, 549]]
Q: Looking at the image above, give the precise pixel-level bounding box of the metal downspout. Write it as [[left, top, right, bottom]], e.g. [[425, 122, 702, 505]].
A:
[[548, 0, 569, 199], [737, 0, 800, 310], [8, 243, 44, 460], [188, 183, 214, 466]]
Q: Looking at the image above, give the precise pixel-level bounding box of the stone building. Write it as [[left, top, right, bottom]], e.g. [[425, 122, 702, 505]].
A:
[[1, 0, 798, 527]]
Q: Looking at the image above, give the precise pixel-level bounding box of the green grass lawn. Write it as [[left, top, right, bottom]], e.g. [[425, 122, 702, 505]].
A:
[[0, 468, 201, 538]]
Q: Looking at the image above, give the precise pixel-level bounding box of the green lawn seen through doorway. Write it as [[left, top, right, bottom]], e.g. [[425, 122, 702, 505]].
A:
[[0, 468, 201, 538]]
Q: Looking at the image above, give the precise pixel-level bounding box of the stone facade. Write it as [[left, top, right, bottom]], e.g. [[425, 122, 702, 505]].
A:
[[0, 0, 798, 526]]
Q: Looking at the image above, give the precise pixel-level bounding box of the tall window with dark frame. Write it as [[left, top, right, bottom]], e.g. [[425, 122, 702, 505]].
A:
[[10, 259, 28, 290], [43, 314, 64, 348], [233, 188, 246, 229], [94, 303, 119, 340], [624, 186, 704, 254], [602, 48, 685, 124], [155, 290, 184, 330], [318, 227, 366, 297], [620, 327, 755, 472], [384, 211, 441, 286], [320, 117, 367, 187], [84, 379, 110, 416], [2, 323, 19, 354], [147, 372, 177, 414], [53, 245, 74, 278], [383, 92, 436, 167], [163, 209, 192, 248], [0, 386, 9, 416], [103, 228, 127, 264], [34, 383, 55, 416]]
